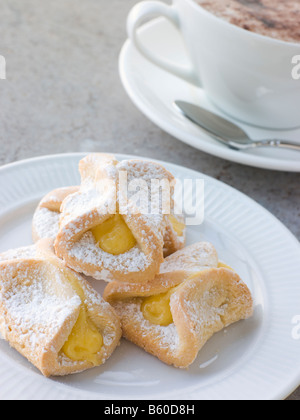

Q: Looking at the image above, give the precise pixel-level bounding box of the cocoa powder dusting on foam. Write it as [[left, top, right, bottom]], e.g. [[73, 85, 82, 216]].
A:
[[198, 0, 300, 43]]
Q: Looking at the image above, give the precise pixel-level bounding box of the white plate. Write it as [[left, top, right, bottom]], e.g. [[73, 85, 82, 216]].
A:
[[0, 153, 300, 400], [119, 18, 300, 173]]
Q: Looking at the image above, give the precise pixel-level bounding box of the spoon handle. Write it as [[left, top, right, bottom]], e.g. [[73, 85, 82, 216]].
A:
[[255, 140, 300, 152]]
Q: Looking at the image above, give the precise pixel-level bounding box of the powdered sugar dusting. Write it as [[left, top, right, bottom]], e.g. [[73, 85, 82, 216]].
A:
[[0, 264, 81, 354], [160, 242, 218, 274], [33, 207, 60, 240], [118, 160, 172, 239], [178, 287, 227, 337], [69, 232, 149, 277], [114, 299, 179, 352], [0, 245, 37, 263]]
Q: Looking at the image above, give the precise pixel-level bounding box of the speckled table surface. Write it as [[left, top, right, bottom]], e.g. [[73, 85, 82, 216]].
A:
[[0, 0, 299, 400]]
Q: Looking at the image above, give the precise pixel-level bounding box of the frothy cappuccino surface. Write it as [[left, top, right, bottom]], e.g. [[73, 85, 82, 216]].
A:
[[198, 0, 300, 43]]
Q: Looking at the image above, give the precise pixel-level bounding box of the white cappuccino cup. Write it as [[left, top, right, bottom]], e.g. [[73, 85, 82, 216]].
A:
[[127, 0, 300, 129]]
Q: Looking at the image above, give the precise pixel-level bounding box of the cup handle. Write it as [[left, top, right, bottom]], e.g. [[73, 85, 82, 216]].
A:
[[127, 1, 200, 86]]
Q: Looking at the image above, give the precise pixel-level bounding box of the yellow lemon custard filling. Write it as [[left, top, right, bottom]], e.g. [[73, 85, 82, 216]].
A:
[[169, 215, 185, 237], [141, 288, 177, 327], [91, 214, 137, 255], [62, 307, 103, 365], [218, 262, 234, 270], [61, 274, 104, 365]]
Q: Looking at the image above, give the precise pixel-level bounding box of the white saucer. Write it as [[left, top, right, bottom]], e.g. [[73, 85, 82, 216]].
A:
[[119, 18, 300, 172], [0, 153, 300, 400]]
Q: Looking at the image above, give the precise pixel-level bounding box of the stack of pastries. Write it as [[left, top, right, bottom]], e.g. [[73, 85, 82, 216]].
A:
[[0, 153, 253, 377]]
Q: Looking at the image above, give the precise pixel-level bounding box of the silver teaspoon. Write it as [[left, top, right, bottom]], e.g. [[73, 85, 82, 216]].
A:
[[175, 101, 300, 152]]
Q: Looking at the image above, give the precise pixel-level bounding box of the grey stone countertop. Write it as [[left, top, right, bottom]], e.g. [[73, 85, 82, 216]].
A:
[[0, 0, 299, 400]]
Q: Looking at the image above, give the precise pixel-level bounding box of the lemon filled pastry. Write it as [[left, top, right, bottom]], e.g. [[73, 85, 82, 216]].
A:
[[0, 239, 122, 377], [104, 242, 254, 369], [33, 187, 184, 257], [32, 186, 79, 243], [54, 153, 186, 284]]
